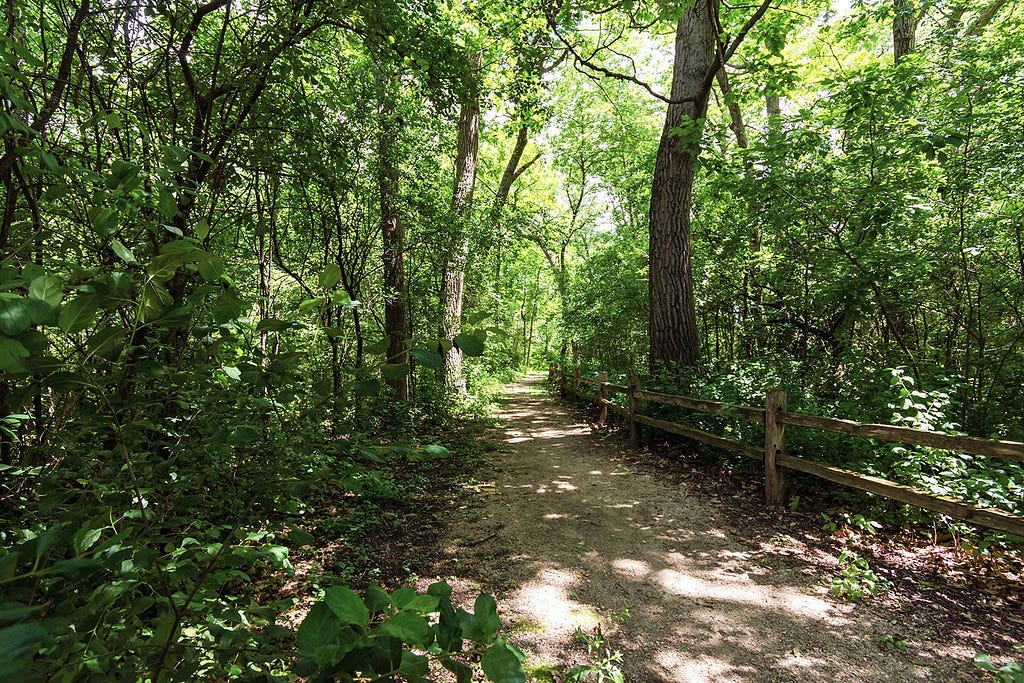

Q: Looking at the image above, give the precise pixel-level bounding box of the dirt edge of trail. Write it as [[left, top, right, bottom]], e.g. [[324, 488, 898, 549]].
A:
[[415, 373, 1024, 682]]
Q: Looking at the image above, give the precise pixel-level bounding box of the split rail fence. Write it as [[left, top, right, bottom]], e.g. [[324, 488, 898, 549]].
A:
[[547, 364, 1024, 537]]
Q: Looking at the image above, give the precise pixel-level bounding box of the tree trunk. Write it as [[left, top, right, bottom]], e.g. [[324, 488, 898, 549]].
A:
[[648, 0, 717, 373], [377, 72, 409, 400], [893, 0, 919, 64], [440, 51, 482, 396]]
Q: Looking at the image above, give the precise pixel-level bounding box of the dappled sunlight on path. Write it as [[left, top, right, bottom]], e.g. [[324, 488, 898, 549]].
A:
[[438, 374, 974, 682]]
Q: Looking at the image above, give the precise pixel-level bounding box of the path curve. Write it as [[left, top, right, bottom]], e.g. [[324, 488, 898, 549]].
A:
[[435, 375, 975, 682]]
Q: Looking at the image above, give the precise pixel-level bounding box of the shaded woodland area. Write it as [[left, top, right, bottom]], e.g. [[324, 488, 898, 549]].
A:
[[0, 0, 1021, 679]]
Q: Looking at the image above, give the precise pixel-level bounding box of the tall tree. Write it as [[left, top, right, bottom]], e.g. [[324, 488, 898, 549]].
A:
[[648, 0, 718, 372], [440, 50, 482, 395]]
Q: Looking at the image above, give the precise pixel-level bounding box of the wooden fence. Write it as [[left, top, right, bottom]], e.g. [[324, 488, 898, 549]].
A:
[[547, 364, 1024, 537]]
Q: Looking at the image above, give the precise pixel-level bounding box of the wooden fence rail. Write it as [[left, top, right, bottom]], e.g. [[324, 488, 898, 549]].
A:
[[546, 363, 1024, 537]]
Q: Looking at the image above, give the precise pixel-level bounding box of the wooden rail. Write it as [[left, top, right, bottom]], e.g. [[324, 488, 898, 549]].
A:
[[546, 363, 1024, 537]]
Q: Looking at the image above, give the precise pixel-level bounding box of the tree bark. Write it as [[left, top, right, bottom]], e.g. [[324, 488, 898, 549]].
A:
[[440, 50, 482, 396], [648, 0, 718, 373], [893, 0, 919, 64], [377, 72, 409, 400]]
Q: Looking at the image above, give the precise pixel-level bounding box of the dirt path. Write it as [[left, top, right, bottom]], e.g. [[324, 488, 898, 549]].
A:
[[431, 374, 980, 682]]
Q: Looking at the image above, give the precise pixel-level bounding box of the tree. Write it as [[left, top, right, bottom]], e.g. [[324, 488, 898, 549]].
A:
[[647, 0, 719, 372]]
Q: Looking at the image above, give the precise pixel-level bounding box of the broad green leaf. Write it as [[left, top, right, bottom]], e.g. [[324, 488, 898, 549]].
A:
[[58, 294, 100, 335], [398, 651, 430, 679], [299, 297, 324, 313], [158, 189, 179, 219], [28, 275, 62, 306], [323, 586, 369, 627], [286, 528, 313, 544], [256, 318, 293, 333], [295, 603, 340, 658], [364, 337, 391, 355], [318, 264, 342, 289], [0, 336, 30, 373], [381, 363, 410, 380], [353, 378, 382, 397], [442, 658, 473, 683], [411, 348, 443, 368], [391, 587, 417, 608], [0, 603, 40, 626], [404, 593, 440, 613], [364, 584, 390, 614], [146, 253, 186, 282], [73, 527, 103, 554], [111, 239, 138, 264], [380, 610, 430, 645], [422, 444, 451, 458], [197, 255, 225, 282], [454, 331, 485, 356], [474, 594, 500, 641], [427, 582, 453, 599], [481, 641, 527, 683]]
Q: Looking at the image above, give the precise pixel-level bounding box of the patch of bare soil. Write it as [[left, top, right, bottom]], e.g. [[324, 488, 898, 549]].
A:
[[424, 374, 1022, 682]]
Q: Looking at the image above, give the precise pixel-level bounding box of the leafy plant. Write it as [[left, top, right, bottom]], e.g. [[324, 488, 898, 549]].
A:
[[829, 551, 891, 602], [567, 626, 624, 683], [974, 649, 1024, 683], [294, 583, 526, 682]]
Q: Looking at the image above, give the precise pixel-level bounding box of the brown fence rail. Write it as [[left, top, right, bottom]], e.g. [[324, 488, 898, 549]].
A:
[[546, 363, 1024, 537]]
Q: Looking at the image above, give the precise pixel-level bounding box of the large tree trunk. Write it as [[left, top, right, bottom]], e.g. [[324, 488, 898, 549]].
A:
[[648, 0, 717, 373], [377, 73, 409, 400], [440, 51, 482, 395], [892, 0, 919, 64]]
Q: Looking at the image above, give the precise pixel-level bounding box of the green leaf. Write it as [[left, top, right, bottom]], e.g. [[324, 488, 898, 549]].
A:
[[442, 658, 474, 683], [0, 603, 40, 626], [454, 331, 486, 357], [380, 610, 431, 645], [381, 363, 410, 380], [318, 264, 342, 289], [299, 298, 324, 313], [364, 584, 390, 614], [197, 255, 225, 282], [28, 275, 62, 306], [73, 527, 103, 554], [59, 294, 101, 333], [391, 587, 417, 608], [111, 239, 138, 264], [323, 586, 369, 627], [481, 641, 527, 683], [474, 594, 500, 641], [158, 189, 179, 219], [288, 528, 315, 547], [256, 318, 294, 333], [364, 337, 391, 355], [404, 594, 440, 613], [411, 348, 443, 368], [295, 602, 340, 659], [353, 378, 382, 397], [422, 444, 451, 458], [399, 651, 430, 679], [0, 336, 30, 373]]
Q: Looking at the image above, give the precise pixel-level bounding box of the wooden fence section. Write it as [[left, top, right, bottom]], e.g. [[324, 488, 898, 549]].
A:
[[546, 363, 1024, 537]]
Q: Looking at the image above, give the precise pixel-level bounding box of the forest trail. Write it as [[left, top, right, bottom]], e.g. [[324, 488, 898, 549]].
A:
[[431, 374, 977, 682]]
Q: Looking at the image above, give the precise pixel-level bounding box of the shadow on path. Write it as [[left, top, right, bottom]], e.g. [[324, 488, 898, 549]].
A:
[[437, 375, 975, 682]]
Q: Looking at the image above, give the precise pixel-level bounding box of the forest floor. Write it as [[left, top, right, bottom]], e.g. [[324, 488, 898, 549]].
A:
[[414, 373, 1023, 682]]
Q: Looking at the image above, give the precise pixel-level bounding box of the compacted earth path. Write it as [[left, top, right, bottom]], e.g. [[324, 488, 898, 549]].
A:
[[428, 374, 986, 682]]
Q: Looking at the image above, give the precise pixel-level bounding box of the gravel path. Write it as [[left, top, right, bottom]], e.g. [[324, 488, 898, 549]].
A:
[[434, 374, 978, 682]]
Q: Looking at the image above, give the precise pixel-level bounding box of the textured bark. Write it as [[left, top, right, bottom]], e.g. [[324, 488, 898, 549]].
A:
[[893, 0, 919, 64], [648, 0, 718, 373], [440, 51, 482, 396], [377, 74, 408, 400]]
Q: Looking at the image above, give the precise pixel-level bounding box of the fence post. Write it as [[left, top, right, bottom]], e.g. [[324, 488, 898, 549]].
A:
[[628, 374, 642, 448], [559, 365, 567, 397], [548, 363, 554, 382], [764, 388, 787, 508], [598, 371, 609, 426], [573, 365, 581, 395]]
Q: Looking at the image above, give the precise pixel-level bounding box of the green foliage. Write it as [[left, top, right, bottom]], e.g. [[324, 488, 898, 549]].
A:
[[974, 649, 1024, 683], [829, 551, 891, 602], [294, 582, 526, 682], [568, 626, 624, 683]]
